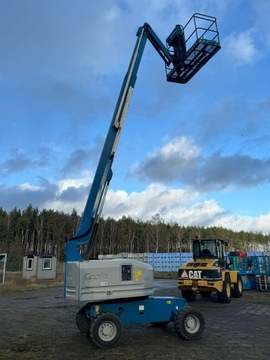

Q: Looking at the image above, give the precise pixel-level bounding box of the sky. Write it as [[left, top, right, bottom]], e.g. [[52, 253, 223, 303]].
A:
[[0, 0, 270, 235]]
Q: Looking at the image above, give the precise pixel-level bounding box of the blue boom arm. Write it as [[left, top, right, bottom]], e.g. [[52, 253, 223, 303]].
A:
[[66, 23, 173, 261], [66, 15, 220, 262]]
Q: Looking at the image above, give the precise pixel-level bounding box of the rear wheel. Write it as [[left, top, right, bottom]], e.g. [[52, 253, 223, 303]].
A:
[[232, 273, 243, 298], [181, 290, 196, 302], [90, 313, 123, 348], [174, 309, 205, 340], [76, 306, 90, 333], [217, 274, 231, 303]]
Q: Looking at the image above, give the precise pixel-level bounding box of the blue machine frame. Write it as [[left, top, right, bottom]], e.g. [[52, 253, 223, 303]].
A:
[[87, 296, 187, 325]]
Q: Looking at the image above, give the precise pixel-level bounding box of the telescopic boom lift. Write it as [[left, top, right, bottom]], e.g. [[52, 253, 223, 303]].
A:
[[64, 14, 221, 348]]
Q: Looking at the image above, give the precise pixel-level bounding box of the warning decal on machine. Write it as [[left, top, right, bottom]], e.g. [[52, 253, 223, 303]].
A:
[[181, 270, 189, 278]]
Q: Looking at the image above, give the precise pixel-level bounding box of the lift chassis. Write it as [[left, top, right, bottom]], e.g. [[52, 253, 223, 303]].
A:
[[65, 14, 220, 348], [76, 295, 204, 348]]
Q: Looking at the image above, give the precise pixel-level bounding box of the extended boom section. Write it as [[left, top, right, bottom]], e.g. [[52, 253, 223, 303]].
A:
[[65, 24, 150, 262]]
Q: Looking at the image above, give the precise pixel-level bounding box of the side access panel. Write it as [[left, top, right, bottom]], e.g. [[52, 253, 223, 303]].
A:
[[65, 259, 154, 301]]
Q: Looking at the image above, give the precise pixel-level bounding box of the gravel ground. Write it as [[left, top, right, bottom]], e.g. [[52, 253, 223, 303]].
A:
[[0, 279, 269, 360]]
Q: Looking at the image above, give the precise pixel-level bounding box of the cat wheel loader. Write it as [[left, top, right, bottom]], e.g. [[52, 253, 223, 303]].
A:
[[178, 239, 243, 303]]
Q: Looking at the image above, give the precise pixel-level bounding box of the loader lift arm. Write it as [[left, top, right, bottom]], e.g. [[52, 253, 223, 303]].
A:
[[66, 14, 220, 262]]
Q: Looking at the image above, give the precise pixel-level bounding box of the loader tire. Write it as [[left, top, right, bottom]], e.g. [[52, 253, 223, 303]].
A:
[[217, 274, 231, 303], [232, 273, 243, 298]]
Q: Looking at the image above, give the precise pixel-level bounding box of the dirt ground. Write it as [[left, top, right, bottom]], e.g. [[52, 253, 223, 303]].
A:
[[0, 279, 269, 360]]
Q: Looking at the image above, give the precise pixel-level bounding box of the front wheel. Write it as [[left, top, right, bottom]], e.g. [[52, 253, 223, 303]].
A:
[[174, 309, 205, 340], [217, 274, 231, 303], [232, 273, 243, 298], [90, 313, 123, 348], [76, 306, 91, 333]]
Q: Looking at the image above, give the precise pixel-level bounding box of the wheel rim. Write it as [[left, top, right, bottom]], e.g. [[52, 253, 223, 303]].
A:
[[98, 321, 117, 341], [184, 314, 200, 334], [226, 282, 231, 297], [238, 279, 243, 293]]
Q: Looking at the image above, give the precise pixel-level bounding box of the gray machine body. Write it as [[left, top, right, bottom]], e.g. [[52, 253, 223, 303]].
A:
[[65, 259, 154, 301]]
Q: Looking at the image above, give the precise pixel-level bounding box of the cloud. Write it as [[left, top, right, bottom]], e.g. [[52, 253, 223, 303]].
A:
[[0, 175, 90, 214], [197, 152, 270, 191], [104, 184, 230, 229], [1, 174, 270, 234], [130, 136, 270, 191], [60, 143, 102, 177], [214, 212, 270, 234], [1, 153, 32, 176], [0, 148, 50, 177], [0, 178, 57, 211], [104, 183, 198, 220], [130, 136, 200, 183], [224, 29, 260, 66]]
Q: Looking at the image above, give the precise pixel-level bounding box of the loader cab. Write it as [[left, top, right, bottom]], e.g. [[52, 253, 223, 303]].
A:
[[192, 239, 228, 267]]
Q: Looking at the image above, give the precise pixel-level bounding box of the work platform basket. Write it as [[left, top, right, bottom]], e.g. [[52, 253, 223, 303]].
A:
[[166, 13, 221, 84]]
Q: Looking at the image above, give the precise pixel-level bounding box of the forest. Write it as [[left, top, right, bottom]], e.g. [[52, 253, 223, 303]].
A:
[[0, 204, 269, 266]]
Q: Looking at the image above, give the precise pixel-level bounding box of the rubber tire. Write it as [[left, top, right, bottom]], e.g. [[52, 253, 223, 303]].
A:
[[90, 313, 123, 348], [181, 290, 196, 302], [217, 274, 231, 303], [174, 309, 205, 340], [76, 307, 90, 333], [232, 273, 243, 298]]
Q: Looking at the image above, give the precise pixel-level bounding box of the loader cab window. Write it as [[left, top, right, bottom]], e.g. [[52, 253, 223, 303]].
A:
[[193, 240, 218, 259], [192, 241, 201, 258], [201, 242, 215, 257], [215, 240, 225, 261], [202, 249, 211, 256]]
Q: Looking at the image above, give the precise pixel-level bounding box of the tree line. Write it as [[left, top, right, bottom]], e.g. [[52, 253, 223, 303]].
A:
[[0, 205, 269, 263]]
